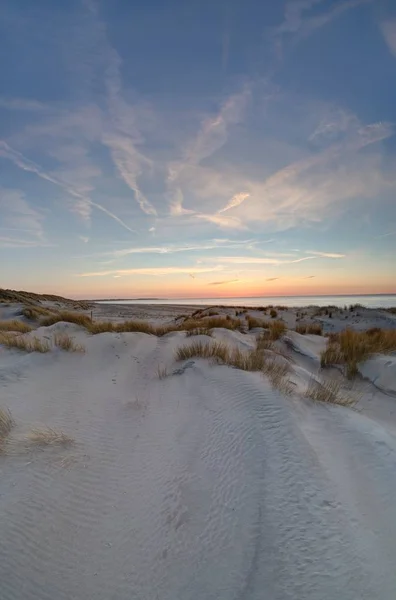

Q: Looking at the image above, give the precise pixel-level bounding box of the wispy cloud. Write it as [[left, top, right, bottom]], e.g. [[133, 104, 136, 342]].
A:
[[273, 0, 372, 58], [0, 140, 137, 233], [208, 279, 239, 286], [79, 236, 90, 243], [78, 265, 223, 277], [266, 277, 279, 281], [103, 133, 157, 216], [218, 192, 250, 213], [208, 256, 316, 265], [0, 188, 44, 242], [0, 97, 48, 111], [194, 213, 247, 230], [88, 239, 254, 259], [306, 251, 345, 258], [304, 275, 316, 279], [380, 19, 396, 58]]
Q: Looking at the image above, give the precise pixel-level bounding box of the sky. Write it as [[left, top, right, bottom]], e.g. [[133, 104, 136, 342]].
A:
[[1, 0, 396, 300]]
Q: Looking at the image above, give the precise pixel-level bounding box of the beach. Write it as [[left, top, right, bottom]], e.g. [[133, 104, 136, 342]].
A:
[[1, 297, 396, 599]]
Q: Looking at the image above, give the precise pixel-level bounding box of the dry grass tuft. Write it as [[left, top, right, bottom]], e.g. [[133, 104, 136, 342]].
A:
[[185, 328, 213, 337], [27, 427, 74, 446], [268, 320, 286, 340], [256, 334, 274, 351], [270, 308, 278, 318], [247, 315, 268, 330], [305, 377, 355, 407], [41, 311, 92, 328], [295, 323, 323, 335], [0, 332, 51, 353], [88, 321, 116, 334], [175, 339, 293, 393], [0, 320, 33, 333], [22, 305, 54, 320], [53, 333, 85, 352], [264, 361, 292, 394], [157, 365, 169, 379], [321, 328, 396, 377], [0, 407, 14, 450], [175, 340, 230, 363]]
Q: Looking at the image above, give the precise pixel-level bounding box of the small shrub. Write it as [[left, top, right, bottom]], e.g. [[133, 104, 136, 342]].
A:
[[0, 320, 32, 333], [268, 320, 286, 340], [270, 309, 278, 318]]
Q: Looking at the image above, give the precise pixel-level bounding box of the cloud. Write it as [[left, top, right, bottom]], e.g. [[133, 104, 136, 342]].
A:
[[266, 277, 279, 281], [167, 85, 251, 215], [304, 275, 316, 279], [184, 86, 251, 167], [78, 265, 223, 277], [79, 236, 90, 243], [0, 140, 137, 233], [380, 19, 396, 58], [273, 0, 372, 58], [218, 192, 250, 213], [0, 97, 48, 111], [306, 251, 345, 258], [169, 188, 194, 216], [0, 236, 51, 249], [0, 188, 44, 241], [208, 279, 239, 286], [210, 256, 316, 265], [194, 213, 247, 230], [89, 239, 256, 259], [103, 133, 157, 216]]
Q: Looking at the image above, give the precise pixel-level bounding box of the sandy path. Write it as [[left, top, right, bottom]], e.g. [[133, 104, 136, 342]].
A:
[[1, 330, 396, 599]]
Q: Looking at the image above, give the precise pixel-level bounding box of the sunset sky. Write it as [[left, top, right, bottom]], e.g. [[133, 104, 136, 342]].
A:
[[1, 0, 395, 299]]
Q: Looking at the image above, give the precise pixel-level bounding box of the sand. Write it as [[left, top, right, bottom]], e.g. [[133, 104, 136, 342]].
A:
[[1, 301, 396, 599]]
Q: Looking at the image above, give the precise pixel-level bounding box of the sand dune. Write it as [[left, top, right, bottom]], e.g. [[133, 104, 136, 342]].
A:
[[1, 303, 396, 599]]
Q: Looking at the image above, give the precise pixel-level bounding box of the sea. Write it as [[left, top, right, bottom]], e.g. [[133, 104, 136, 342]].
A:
[[96, 294, 396, 309]]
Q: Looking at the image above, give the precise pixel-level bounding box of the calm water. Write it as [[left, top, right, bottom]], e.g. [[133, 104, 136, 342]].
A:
[[97, 295, 396, 309]]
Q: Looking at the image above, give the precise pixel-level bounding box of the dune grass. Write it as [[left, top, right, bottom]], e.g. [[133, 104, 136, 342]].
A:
[[270, 308, 278, 318], [175, 340, 292, 392], [321, 328, 396, 377], [185, 328, 213, 337], [0, 332, 51, 353], [157, 365, 169, 379], [175, 340, 230, 363], [0, 407, 14, 451], [22, 305, 54, 320], [41, 311, 92, 328], [295, 323, 323, 335], [256, 334, 274, 351], [268, 320, 287, 340], [27, 427, 74, 446], [53, 333, 85, 352], [246, 315, 268, 330], [305, 377, 355, 407], [0, 320, 32, 333]]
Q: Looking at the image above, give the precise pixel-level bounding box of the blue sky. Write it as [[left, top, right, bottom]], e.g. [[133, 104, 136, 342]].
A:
[[1, 0, 395, 299]]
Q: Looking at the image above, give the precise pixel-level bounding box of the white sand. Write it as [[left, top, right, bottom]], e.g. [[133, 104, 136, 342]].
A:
[[1, 302, 396, 599]]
